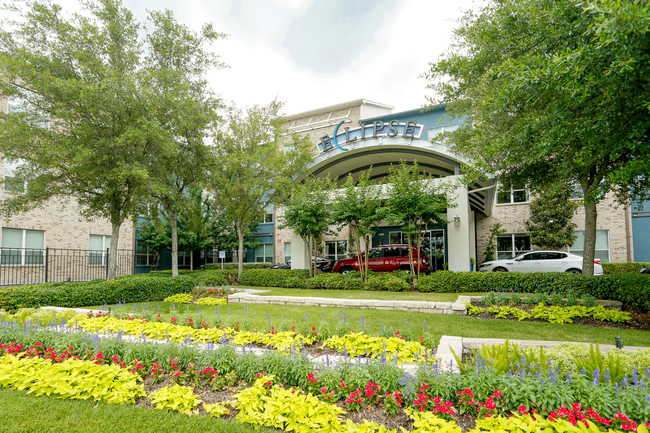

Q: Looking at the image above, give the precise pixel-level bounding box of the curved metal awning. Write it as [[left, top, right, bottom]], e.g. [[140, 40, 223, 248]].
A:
[[300, 136, 496, 216]]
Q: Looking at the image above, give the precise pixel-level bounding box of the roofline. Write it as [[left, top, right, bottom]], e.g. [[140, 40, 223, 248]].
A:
[[284, 99, 394, 121], [362, 103, 448, 123]]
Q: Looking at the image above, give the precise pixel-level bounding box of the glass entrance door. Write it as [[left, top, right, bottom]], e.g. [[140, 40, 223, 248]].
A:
[[421, 230, 445, 272]]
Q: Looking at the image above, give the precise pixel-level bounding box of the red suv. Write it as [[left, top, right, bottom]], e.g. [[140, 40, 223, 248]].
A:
[[331, 245, 431, 274]]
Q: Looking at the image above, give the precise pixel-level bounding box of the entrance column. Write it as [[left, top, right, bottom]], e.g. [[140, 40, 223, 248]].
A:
[[289, 231, 311, 270], [447, 183, 471, 271]]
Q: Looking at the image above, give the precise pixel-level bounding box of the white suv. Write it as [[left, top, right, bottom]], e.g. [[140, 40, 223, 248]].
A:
[[479, 251, 604, 275]]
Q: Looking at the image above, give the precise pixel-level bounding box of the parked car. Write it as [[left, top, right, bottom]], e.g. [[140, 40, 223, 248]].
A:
[[331, 244, 431, 275], [479, 251, 603, 275], [641, 266, 650, 274], [270, 256, 333, 272]]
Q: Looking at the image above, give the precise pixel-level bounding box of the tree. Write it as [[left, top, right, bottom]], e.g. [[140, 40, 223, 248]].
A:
[[143, 10, 224, 276], [0, 0, 224, 279], [483, 222, 505, 263], [426, 0, 650, 274], [525, 186, 579, 250], [281, 176, 336, 278], [385, 161, 452, 277], [331, 170, 385, 282], [137, 216, 170, 272], [209, 101, 313, 279]]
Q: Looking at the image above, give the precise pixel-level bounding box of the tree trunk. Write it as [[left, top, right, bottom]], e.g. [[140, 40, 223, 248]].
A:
[[582, 201, 598, 275], [107, 222, 121, 280], [407, 233, 415, 275], [169, 208, 178, 277], [354, 232, 364, 282], [236, 223, 244, 280], [364, 234, 371, 282], [312, 236, 318, 277]]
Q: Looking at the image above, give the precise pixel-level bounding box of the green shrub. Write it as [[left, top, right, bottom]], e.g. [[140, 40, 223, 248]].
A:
[[0, 275, 196, 310], [237, 269, 308, 288], [204, 262, 271, 270], [415, 271, 650, 312], [303, 273, 363, 290], [602, 262, 650, 274], [363, 274, 410, 292]]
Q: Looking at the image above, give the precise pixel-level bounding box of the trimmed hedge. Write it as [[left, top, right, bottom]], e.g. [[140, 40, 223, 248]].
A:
[[0, 275, 196, 310], [237, 269, 309, 288], [204, 262, 271, 270], [602, 262, 650, 274], [415, 271, 650, 312], [304, 273, 364, 290]]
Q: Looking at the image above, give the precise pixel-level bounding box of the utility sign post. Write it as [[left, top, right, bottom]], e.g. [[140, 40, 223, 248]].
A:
[[219, 250, 226, 269]]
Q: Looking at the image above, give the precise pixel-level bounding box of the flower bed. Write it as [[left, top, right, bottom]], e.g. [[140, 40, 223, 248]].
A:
[[1, 340, 648, 432]]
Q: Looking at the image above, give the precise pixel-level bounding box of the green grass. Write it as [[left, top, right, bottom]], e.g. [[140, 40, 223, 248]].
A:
[[248, 287, 480, 302], [0, 388, 273, 433], [90, 300, 650, 348]]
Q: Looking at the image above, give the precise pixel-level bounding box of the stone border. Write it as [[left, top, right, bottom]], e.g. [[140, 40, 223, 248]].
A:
[[228, 290, 467, 315], [457, 295, 623, 310]]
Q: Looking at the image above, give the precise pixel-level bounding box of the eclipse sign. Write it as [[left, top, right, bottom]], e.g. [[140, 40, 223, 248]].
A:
[[317, 120, 423, 153]]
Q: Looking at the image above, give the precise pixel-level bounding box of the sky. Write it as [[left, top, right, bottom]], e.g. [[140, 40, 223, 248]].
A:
[[51, 0, 478, 116]]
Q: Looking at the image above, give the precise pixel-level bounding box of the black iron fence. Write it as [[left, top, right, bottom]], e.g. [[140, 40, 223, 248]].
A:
[[0, 247, 134, 286]]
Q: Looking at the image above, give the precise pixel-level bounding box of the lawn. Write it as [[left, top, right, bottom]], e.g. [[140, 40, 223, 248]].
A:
[[91, 298, 650, 348], [0, 388, 272, 433]]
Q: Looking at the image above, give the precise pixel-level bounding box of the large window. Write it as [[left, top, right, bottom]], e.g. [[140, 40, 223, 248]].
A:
[[3, 158, 26, 192], [496, 234, 531, 259], [7, 87, 50, 129], [262, 205, 273, 223], [569, 230, 610, 262], [178, 250, 191, 267], [1, 228, 45, 265], [428, 124, 458, 141], [89, 234, 111, 265], [325, 240, 347, 261], [284, 242, 291, 264], [496, 182, 529, 204], [136, 243, 155, 267], [255, 244, 273, 263]]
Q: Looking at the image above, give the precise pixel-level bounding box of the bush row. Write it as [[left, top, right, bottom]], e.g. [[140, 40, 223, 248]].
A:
[[602, 262, 650, 274], [415, 271, 650, 312]]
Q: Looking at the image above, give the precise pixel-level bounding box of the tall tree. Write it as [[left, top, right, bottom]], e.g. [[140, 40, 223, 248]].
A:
[[0, 0, 224, 279], [143, 10, 225, 277], [426, 0, 650, 274], [281, 176, 335, 278], [331, 170, 385, 282], [385, 161, 452, 277], [525, 185, 579, 250], [209, 101, 313, 279]]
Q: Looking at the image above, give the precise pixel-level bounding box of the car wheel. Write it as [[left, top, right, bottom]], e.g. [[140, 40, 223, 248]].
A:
[[339, 267, 353, 275], [492, 267, 508, 272], [566, 268, 582, 275], [399, 266, 412, 274]]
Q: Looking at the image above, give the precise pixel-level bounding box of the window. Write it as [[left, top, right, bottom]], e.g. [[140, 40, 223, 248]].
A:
[[178, 250, 191, 267], [1, 228, 45, 265], [428, 124, 458, 141], [262, 204, 273, 223], [569, 230, 610, 262], [496, 234, 531, 259], [3, 158, 26, 192], [325, 240, 347, 260], [89, 234, 111, 265], [284, 242, 291, 263], [136, 243, 155, 266], [8, 87, 50, 129], [389, 231, 403, 244], [255, 244, 273, 263], [496, 182, 529, 204]]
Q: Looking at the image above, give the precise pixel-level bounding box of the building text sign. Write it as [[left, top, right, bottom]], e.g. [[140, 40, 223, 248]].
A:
[[317, 120, 423, 153]]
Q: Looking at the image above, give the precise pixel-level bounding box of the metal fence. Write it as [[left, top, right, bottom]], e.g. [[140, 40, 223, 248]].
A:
[[0, 247, 134, 286]]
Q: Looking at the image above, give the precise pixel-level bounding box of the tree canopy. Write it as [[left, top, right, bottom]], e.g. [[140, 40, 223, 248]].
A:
[[426, 0, 650, 274], [0, 0, 224, 278], [209, 101, 313, 278]]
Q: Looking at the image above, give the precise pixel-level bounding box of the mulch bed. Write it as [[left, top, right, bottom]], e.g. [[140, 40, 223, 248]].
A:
[[469, 303, 650, 331]]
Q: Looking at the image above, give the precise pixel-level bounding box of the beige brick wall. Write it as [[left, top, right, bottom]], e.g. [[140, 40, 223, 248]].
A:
[[476, 193, 632, 264], [0, 95, 135, 253]]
